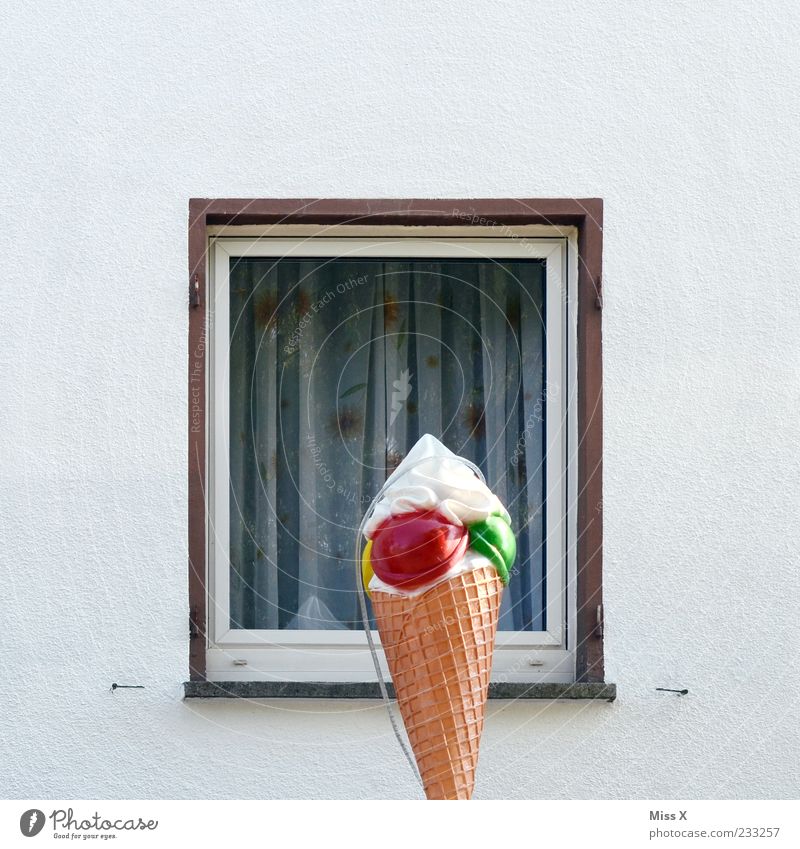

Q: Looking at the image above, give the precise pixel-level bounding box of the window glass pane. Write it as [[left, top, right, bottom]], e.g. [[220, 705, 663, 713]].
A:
[[228, 257, 546, 631]]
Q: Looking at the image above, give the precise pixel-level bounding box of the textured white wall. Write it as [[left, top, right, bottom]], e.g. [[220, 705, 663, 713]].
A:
[[1, 0, 798, 799]]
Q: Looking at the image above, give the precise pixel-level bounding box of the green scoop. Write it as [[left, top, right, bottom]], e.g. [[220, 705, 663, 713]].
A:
[[467, 512, 516, 585]]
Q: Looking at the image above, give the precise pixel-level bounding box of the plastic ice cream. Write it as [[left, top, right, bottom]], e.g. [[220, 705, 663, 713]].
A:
[[361, 434, 517, 800]]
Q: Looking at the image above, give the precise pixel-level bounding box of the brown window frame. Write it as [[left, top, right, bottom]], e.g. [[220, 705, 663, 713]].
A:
[[188, 198, 604, 684]]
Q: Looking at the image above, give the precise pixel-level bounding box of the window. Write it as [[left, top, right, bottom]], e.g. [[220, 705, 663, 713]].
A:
[[188, 200, 605, 689]]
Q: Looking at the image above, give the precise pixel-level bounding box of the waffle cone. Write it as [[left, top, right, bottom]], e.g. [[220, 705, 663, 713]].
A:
[[371, 564, 503, 800]]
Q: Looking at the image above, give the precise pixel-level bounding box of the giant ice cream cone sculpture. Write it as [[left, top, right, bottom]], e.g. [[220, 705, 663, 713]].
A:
[[361, 435, 516, 800]]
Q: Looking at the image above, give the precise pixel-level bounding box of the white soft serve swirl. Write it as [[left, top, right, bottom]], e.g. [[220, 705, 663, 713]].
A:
[[362, 435, 510, 539]]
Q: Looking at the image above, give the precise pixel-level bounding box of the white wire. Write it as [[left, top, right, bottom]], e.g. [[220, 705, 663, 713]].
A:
[[354, 454, 487, 789]]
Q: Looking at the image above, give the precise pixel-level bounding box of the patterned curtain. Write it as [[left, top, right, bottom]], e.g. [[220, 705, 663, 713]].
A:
[[228, 257, 546, 632]]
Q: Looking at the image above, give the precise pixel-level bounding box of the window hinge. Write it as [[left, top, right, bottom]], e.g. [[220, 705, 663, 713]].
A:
[[594, 274, 603, 310], [596, 603, 604, 638], [190, 274, 201, 309], [189, 605, 200, 639]]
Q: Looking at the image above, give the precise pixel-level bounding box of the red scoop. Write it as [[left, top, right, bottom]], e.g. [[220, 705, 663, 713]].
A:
[[370, 509, 469, 591]]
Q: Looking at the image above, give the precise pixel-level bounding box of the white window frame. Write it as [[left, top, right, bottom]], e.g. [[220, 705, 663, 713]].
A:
[[206, 228, 578, 683]]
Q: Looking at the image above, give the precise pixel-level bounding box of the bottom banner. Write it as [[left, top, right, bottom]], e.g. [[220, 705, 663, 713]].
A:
[[1, 799, 796, 848]]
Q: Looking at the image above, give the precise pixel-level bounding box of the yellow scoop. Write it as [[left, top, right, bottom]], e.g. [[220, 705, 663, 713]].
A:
[[361, 539, 374, 597]]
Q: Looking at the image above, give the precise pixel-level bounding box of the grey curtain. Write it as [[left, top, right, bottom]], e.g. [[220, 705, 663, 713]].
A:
[[229, 257, 546, 632]]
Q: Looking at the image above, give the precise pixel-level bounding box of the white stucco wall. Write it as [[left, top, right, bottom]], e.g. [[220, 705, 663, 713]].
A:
[[2, 0, 798, 800]]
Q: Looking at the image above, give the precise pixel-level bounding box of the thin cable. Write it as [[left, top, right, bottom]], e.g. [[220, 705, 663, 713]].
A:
[[355, 454, 486, 788]]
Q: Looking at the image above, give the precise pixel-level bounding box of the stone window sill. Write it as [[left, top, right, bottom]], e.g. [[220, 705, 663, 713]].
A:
[[183, 681, 616, 701]]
